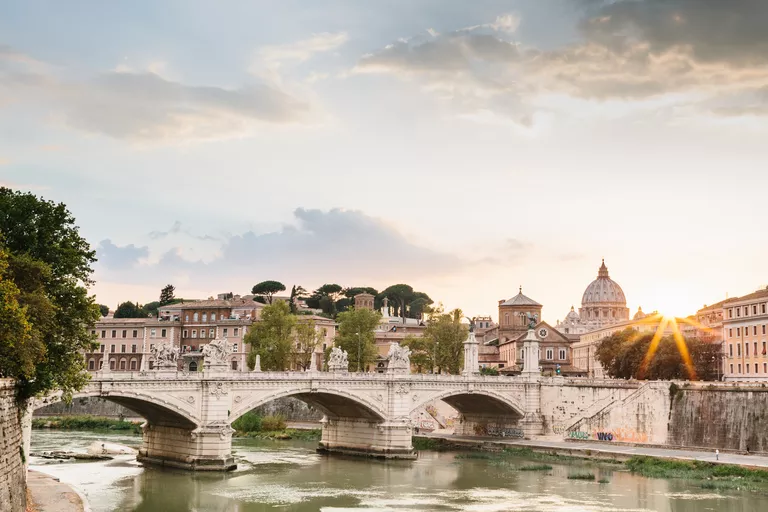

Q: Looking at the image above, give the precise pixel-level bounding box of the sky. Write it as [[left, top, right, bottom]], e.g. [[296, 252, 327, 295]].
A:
[[1, 0, 767, 322]]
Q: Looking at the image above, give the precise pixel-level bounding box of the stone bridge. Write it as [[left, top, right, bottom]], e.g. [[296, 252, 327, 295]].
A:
[[32, 370, 549, 470]]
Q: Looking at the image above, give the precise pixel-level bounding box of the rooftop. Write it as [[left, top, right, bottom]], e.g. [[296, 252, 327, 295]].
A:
[[500, 287, 542, 307]]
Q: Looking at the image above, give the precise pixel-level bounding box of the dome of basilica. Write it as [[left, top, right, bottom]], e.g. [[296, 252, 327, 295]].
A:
[[581, 259, 627, 306], [565, 306, 580, 322]]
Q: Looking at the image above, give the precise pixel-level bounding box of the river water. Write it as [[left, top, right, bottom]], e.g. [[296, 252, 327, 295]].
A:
[[29, 430, 768, 512]]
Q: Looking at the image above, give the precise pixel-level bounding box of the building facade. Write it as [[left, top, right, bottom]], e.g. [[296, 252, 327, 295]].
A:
[[497, 287, 543, 345], [722, 288, 768, 381]]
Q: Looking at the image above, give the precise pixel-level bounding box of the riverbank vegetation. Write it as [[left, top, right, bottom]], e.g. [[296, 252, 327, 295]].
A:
[[32, 416, 142, 434], [626, 456, 768, 491], [231, 411, 321, 441]]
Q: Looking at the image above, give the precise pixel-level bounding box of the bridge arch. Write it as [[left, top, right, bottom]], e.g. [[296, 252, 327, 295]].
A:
[[230, 387, 387, 424], [410, 389, 525, 420], [33, 390, 199, 429]]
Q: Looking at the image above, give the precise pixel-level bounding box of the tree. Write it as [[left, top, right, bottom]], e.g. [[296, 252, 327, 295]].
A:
[[244, 301, 296, 370], [159, 284, 175, 306], [306, 283, 344, 316], [423, 306, 468, 374], [380, 284, 434, 321], [142, 301, 161, 318], [288, 285, 308, 314], [401, 335, 433, 373], [0, 248, 45, 382], [335, 308, 381, 372], [0, 187, 100, 401], [114, 301, 148, 318], [251, 280, 286, 305], [98, 304, 110, 317], [294, 319, 323, 370]]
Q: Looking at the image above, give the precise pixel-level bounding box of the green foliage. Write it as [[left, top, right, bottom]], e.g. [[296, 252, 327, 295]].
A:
[[335, 307, 381, 372], [294, 319, 323, 370], [519, 464, 553, 471], [261, 414, 287, 431], [245, 301, 296, 370], [31, 415, 142, 434], [412, 437, 443, 450], [625, 456, 768, 483], [142, 301, 161, 318], [425, 307, 468, 374], [401, 335, 433, 373], [288, 285, 307, 313], [0, 187, 100, 401], [232, 411, 263, 433], [567, 472, 596, 480], [251, 280, 286, 304], [480, 366, 500, 376], [598, 478, 610, 484], [159, 284, 175, 305], [98, 304, 110, 317], [380, 284, 433, 320], [114, 301, 148, 318], [595, 328, 722, 380]]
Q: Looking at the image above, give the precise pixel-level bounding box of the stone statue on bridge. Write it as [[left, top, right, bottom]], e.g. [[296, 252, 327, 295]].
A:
[[386, 342, 411, 374], [202, 338, 230, 371], [526, 312, 539, 330], [151, 343, 179, 370], [328, 347, 349, 372]]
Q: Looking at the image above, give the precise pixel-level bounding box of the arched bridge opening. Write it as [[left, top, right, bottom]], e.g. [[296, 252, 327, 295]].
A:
[[413, 390, 526, 438]]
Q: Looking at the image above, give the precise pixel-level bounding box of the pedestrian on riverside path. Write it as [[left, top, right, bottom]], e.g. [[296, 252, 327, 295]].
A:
[[715, 449, 719, 461]]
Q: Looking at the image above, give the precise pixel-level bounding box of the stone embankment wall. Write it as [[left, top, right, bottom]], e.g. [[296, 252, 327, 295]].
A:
[[34, 395, 324, 422], [668, 384, 768, 453], [0, 379, 26, 512]]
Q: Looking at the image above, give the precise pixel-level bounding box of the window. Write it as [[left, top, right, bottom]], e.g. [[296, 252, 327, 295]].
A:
[[199, 329, 205, 339], [231, 360, 238, 370], [738, 364, 742, 373], [130, 360, 137, 370], [111, 330, 117, 338], [756, 363, 759, 374], [730, 364, 734, 374], [111, 344, 116, 352], [520, 349, 525, 360], [763, 304, 767, 314], [183, 330, 188, 338], [728, 309, 733, 318], [755, 342, 758, 356], [738, 344, 741, 356], [763, 325, 767, 335], [192, 330, 197, 338], [132, 344, 137, 353], [119, 360, 126, 370], [100, 344, 105, 353], [504, 313, 509, 325], [121, 344, 126, 353], [737, 309, 741, 318], [150, 328, 157, 338], [122, 330, 127, 338], [91, 329, 96, 336], [189, 361, 198, 372], [322, 343, 327, 351], [185, 315, 189, 322], [223, 328, 228, 337], [110, 359, 116, 370], [160, 328, 166, 337], [746, 343, 750, 356], [202, 313, 207, 322], [233, 343, 238, 352], [745, 307, 749, 316], [234, 328, 239, 337], [149, 360, 154, 370], [133, 329, 138, 338], [754, 305, 758, 315], [559, 349, 566, 360], [764, 341, 767, 355], [755, 326, 759, 336], [209, 328, 214, 337], [729, 328, 733, 338], [729, 344, 733, 357], [546, 348, 553, 360], [193, 313, 199, 322], [737, 327, 741, 336], [88, 360, 95, 370]]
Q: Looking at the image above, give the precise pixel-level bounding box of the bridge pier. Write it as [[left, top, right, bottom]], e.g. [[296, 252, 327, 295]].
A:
[[317, 417, 415, 459], [138, 422, 236, 471]]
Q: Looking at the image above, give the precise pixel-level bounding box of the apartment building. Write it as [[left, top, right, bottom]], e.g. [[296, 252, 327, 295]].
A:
[[722, 287, 768, 381]]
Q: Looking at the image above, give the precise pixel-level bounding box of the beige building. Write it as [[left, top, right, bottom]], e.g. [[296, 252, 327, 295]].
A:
[[722, 287, 768, 381], [292, 315, 337, 371]]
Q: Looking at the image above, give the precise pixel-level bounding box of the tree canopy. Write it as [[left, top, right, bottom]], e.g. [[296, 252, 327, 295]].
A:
[[335, 308, 381, 372], [98, 304, 110, 317], [293, 319, 323, 371], [244, 301, 295, 371], [114, 301, 149, 318], [595, 328, 722, 381], [380, 284, 433, 321], [0, 187, 100, 400], [159, 284, 175, 305], [421, 306, 467, 374], [251, 280, 286, 304]]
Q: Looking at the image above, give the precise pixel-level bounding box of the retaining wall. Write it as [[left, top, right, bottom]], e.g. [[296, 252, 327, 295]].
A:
[[0, 379, 26, 512]]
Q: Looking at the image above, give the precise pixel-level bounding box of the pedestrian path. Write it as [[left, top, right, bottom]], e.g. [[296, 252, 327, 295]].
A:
[[27, 470, 86, 512], [423, 433, 768, 469]]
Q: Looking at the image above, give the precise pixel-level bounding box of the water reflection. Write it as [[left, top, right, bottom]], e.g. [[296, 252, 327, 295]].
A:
[[30, 431, 768, 512]]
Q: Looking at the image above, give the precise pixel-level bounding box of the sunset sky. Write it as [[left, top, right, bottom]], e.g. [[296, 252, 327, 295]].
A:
[[2, 1, 766, 322]]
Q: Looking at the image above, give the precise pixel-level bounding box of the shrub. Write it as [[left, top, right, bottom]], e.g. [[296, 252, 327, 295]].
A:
[[519, 464, 553, 471], [567, 473, 596, 481], [232, 411, 262, 433], [261, 414, 286, 432]]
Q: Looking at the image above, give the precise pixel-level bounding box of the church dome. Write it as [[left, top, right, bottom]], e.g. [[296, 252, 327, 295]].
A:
[[565, 306, 580, 322], [633, 306, 646, 320], [581, 260, 627, 306]]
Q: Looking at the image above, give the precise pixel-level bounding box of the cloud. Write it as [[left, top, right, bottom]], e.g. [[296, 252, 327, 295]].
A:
[[149, 220, 220, 241], [253, 32, 348, 83], [96, 239, 149, 270], [354, 2, 768, 120], [0, 47, 310, 142], [95, 208, 464, 289]]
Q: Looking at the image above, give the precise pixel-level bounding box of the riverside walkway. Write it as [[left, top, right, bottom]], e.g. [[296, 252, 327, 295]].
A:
[[422, 433, 768, 469]]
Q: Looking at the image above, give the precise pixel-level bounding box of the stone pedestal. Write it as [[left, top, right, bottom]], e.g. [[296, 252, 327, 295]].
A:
[[462, 332, 479, 376], [138, 423, 236, 471], [521, 329, 540, 378], [318, 418, 415, 459]]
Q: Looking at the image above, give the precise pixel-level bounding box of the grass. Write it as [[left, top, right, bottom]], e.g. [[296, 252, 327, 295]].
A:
[[519, 464, 553, 471], [568, 473, 596, 481], [236, 428, 321, 441], [412, 437, 445, 451], [625, 456, 768, 492], [32, 415, 142, 434], [598, 478, 610, 484]]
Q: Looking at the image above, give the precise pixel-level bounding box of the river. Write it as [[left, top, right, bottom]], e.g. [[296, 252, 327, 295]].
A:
[[29, 430, 768, 511]]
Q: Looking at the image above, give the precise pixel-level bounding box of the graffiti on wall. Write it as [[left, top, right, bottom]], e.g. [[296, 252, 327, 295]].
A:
[[566, 427, 648, 443], [551, 424, 566, 435], [473, 424, 524, 438]]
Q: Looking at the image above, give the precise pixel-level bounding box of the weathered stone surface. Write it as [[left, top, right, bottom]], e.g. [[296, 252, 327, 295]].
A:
[[0, 379, 26, 512]]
